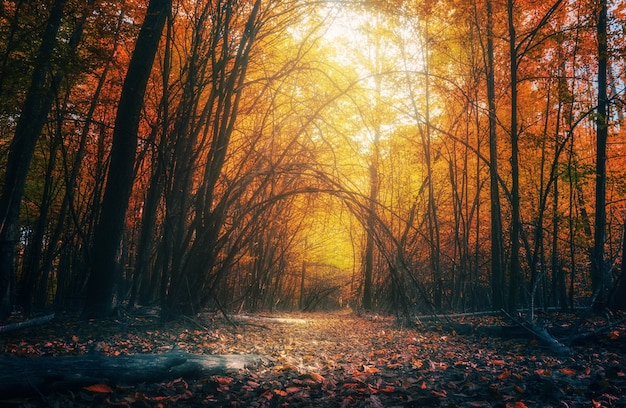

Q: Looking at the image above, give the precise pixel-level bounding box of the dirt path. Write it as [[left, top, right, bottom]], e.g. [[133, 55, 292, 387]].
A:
[[1, 310, 625, 407]]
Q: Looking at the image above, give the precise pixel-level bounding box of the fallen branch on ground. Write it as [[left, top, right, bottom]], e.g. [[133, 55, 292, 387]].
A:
[[501, 309, 572, 356], [0, 351, 268, 397], [0, 313, 55, 334]]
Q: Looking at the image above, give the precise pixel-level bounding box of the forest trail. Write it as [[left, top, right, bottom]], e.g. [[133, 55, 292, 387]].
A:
[[1, 310, 625, 407]]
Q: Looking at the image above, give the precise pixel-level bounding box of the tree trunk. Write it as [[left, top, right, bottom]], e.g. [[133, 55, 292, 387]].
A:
[[485, 0, 505, 311], [0, 352, 265, 398], [363, 160, 378, 311], [83, 0, 170, 318], [591, 0, 608, 310], [0, 0, 67, 320], [422, 20, 442, 310], [507, 0, 521, 312], [611, 221, 626, 309]]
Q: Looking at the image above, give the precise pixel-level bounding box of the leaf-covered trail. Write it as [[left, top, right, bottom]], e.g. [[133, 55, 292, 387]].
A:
[[2, 310, 625, 407]]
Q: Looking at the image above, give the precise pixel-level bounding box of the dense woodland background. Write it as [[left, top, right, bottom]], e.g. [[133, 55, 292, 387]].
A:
[[1, 0, 626, 321]]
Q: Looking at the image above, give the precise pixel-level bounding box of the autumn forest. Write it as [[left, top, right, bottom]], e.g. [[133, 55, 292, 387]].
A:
[[1, 0, 626, 322]]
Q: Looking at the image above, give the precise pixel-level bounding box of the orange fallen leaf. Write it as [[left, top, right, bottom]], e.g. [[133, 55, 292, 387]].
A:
[[309, 372, 324, 382], [492, 359, 506, 366], [214, 376, 233, 385], [559, 368, 576, 376], [506, 403, 528, 408], [83, 383, 113, 393], [274, 364, 298, 371], [274, 389, 287, 396], [498, 370, 511, 380]]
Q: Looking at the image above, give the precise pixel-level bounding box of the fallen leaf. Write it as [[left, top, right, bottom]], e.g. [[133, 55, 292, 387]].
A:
[[274, 389, 287, 396], [274, 364, 298, 371], [214, 376, 233, 385], [498, 370, 511, 380], [506, 403, 527, 408], [309, 372, 324, 382], [83, 384, 113, 393], [607, 330, 620, 341]]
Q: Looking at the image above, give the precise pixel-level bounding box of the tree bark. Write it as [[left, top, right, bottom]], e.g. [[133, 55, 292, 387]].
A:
[[611, 221, 626, 309], [0, 352, 265, 397], [484, 0, 505, 311], [507, 0, 521, 313], [83, 0, 170, 318], [591, 0, 608, 310]]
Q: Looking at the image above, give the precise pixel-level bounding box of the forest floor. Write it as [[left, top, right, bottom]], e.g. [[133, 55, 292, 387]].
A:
[[1, 309, 626, 407]]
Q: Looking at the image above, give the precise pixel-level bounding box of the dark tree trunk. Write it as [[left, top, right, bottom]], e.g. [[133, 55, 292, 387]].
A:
[[591, 0, 608, 310], [611, 221, 626, 310], [0, 0, 67, 320], [485, 0, 505, 311], [0, 352, 265, 398], [83, 0, 170, 318], [362, 160, 378, 311], [507, 0, 521, 312]]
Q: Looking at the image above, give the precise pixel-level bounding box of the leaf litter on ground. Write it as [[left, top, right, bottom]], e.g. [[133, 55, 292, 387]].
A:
[[1, 309, 625, 407]]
